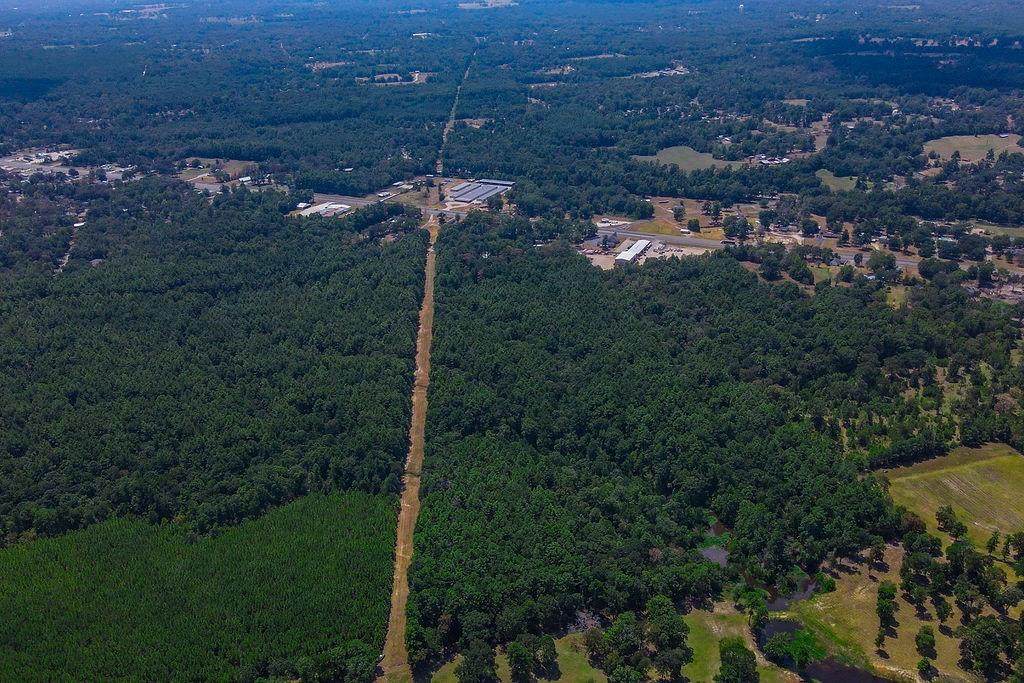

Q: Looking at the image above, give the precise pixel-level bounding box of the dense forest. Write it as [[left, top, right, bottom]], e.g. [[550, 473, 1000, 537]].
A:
[[0, 181, 427, 543], [4, 0, 1024, 680], [0, 492, 396, 681], [406, 211, 1021, 677]]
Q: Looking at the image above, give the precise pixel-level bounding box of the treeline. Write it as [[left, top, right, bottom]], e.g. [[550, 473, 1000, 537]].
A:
[[0, 180, 427, 543], [405, 211, 1019, 674]]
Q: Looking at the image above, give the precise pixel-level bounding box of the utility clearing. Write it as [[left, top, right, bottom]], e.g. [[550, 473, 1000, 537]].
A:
[[379, 217, 439, 682]]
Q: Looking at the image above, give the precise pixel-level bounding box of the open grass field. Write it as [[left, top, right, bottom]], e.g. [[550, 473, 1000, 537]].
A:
[[924, 134, 1022, 163], [787, 545, 978, 683], [432, 633, 606, 683], [816, 169, 857, 192], [0, 493, 396, 681], [629, 219, 682, 236], [633, 145, 735, 171], [684, 607, 796, 683], [883, 443, 1024, 548]]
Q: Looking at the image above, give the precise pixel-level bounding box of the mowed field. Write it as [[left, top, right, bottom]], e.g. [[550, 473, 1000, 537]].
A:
[[884, 443, 1024, 547], [0, 492, 396, 681], [633, 145, 735, 171], [924, 134, 1022, 163]]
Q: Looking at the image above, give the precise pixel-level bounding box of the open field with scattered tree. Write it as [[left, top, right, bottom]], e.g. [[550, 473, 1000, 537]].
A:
[[924, 134, 1022, 163], [786, 544, 978, 682]]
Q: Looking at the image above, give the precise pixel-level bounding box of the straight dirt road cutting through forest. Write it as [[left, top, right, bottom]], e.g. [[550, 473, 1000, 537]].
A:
[[379, 216, 438, 682]]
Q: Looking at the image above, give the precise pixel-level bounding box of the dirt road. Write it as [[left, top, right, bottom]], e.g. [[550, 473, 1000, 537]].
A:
[[379, 217, 438, 683], [437, 53, 475, 176]]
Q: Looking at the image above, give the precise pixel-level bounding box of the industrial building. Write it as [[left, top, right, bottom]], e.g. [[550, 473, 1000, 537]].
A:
[[615, 239, 652, 266], [298, 202, 351, 217], [447, 178, 514, 204]]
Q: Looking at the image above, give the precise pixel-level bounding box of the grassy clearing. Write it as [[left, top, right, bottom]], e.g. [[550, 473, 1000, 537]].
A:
[[684, 607, 795, 683], [811, 265, 834, 284], [816, 169, 857, 192], [886, 285, 908, 308], [629, 219, 683, 236], [0, 493, 397, 681], [432, 633, 606, 683], [884, 443, 1024, 548], [924, 134, 1022, 163], [787, 545, 978, 683], [634, 146, 735, 171], [783, 98, 809, 106]]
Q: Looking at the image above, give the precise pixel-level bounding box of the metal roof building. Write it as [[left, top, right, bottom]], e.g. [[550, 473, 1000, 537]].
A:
[[447, 179, 515, 204], [615, 239, 652, 265]]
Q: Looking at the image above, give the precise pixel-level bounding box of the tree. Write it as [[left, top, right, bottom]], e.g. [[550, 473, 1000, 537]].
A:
[[604, 612, 642, 660], [654, 648, 690, 681], [456, 640, 498, 683], [800, 218, 819, 237], [537, 635, 557, 673], [867, 250, 898, 281], [687, 218, 701, 233], [932, 594, 952, 624], [672, 205, 685, 222], [987, 531, 1001, 556], [917, 657, 933, 679], [877, 581, 897, 627], [758, 209, 776, 231], [487, 194, 503, 212], [507, 641, 532, 682], [609, 666, 644, 683], [959, 616, 1007, 678], [645, 595, 688, 651], [715, 637, 758, 683], [915, 626, 936, 658]]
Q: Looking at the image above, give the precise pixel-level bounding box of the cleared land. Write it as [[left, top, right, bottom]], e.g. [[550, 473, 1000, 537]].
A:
[[924, 134, 1022, 163], [816, 169, 857, 192], [380, 219, 439, 683], [0, 493, 396, 681], [787, 545, 978, 683], [684, 607, 796, 683], [432, 633, 606, 682], [884, 443, 1024, 548], [633, 146, 735, 171]]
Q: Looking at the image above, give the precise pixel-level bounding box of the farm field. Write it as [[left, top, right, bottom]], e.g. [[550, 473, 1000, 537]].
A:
[[0, 493, 396, 681], [924, 134, 1022, 163], [787, 544, 978, 683], [431, 633, 606, 683], [633, 145, 735, 171], [883, 443, 1024, 549]]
